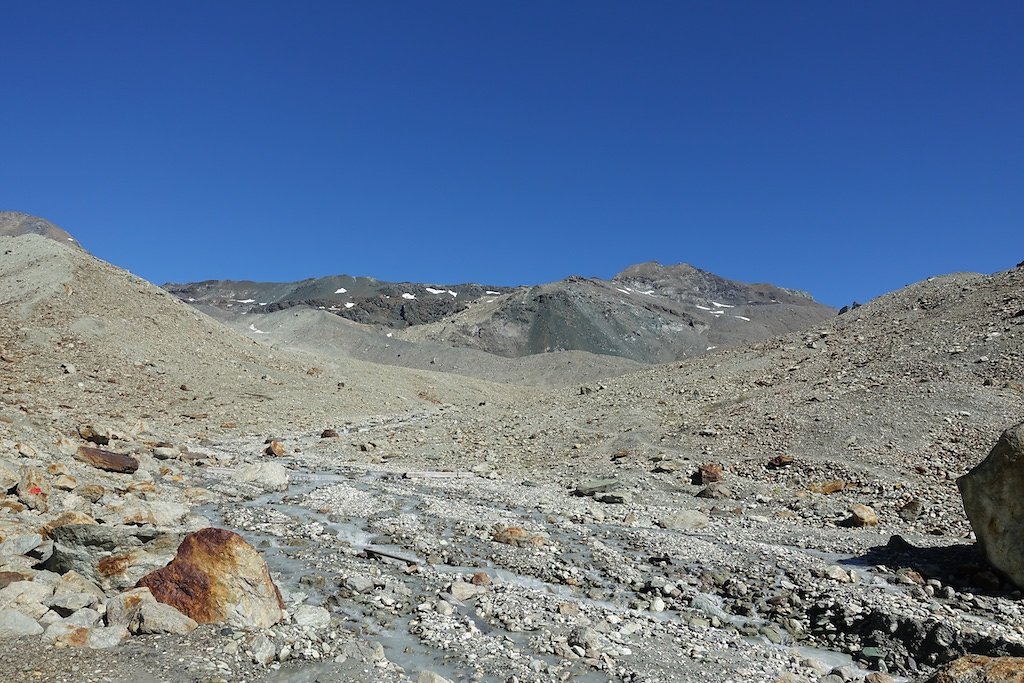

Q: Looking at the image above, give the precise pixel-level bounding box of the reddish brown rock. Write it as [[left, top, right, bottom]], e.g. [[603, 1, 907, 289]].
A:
[[922, 654, 1024, 682], [137, 527, 284, 628], [767, 454, 795, 469], [470, 572, 491, 586], [492, 526, 545, 548], [809, 479, 847, 495], [693, 462, 724, 485], [74, 446, 139, 474], [844, 503, 879, 527]]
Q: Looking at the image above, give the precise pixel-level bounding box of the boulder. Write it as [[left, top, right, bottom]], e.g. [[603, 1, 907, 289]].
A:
[[74, 446, 139, 474], [235, 462, 289, 493], [136, 527, 284, 628], [0, 608, 43, 637], [845, 504, 879, 527], [920, 654, 1024, 682], [40, 512, 98, 539], [47, 524, 181, 592], [958, 422, 1024, 589]]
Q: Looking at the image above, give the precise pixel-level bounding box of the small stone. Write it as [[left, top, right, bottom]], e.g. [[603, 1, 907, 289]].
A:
[[449, 580, 486, 602], [659, 510, 710, 531], [251, 633, 276, 665], [693, 462, 724, 484], [809, 480, 846, 494], [265, 440, 287, 457], [320, 429, 340, 439], [767, 454, 794, 469], [470, 572, 491, 586]]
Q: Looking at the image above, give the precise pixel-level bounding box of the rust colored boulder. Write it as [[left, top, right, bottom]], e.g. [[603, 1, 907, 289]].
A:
[[921, 654, 1024, 683], [74, 446, 139, 474], [136, 527, 284, 628], [958, 422, 1024, 590]]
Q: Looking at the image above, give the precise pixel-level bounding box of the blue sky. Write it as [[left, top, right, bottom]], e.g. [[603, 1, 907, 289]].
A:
[[2, 2, 1021, 307]]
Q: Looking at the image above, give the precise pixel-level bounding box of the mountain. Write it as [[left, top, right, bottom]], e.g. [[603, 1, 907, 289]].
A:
[[168, 261, 835, 364], [402, 261, 834, 363], [164, 275, 514, 328], [0, 210, 84, 249]]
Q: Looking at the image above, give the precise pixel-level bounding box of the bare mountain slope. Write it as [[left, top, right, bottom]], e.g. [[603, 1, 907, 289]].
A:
[[0, 234, 524, 444], [222, 306, 643, 388]]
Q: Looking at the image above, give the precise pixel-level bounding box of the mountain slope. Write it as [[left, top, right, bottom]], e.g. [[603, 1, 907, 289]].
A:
[[0, 234, 523, 444], [402, 263, 834, 363]]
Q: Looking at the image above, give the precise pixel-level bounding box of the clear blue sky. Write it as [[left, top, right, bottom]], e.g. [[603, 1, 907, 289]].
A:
[[2, 2, 1021, 306]]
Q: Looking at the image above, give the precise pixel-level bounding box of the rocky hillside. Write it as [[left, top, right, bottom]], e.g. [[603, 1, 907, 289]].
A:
[[0, 211, 83, 249], [402, 262, 834, 363], [165, 275, 514, 329], [171, 261, 835, 365]]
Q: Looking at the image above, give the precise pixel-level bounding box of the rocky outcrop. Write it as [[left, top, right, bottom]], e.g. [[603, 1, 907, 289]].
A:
[[136, 528, 284, 628], [957, 422, 1024, 589], [920, 654, 1024, 682]]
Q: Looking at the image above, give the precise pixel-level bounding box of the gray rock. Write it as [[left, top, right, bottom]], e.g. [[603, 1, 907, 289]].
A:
[[251, 633, 277, 665], [136, 600, 198, 635], [46, 591, 96, 615], [659, 510, 710, 530], [235, 462, 290, 493], [574, 479, 621, 497], [345, 575, 376, 594], [0, 533, 43, 558], [64, 607, 102, 627], [417, 672, 455, 683], [958, 422, 1024, 589], [86, 624, 129, 649], [449, 581, 486, 602], [0, 608, 43, 637], [106, 587, 155, 630], [46, 525, 181, 592], [292, 604, 331, 629]]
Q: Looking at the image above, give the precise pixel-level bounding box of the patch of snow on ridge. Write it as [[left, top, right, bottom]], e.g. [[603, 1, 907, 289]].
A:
[[448, 290, 458, 298], [485, 290, 501, 295], [402, 293, 416, 300], [335, 288, 347, 294], [425, 287, 445, 294], [734, 315, 751, 321], [235, 299, 256, 304], [248, 323, 268, 334], [695, 304, 711, 311], [344, 302, 355, 308], [712, 301, 734, 308]]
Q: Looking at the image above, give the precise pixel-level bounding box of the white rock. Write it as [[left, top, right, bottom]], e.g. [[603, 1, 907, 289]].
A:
[[292, 604, 331, 629]]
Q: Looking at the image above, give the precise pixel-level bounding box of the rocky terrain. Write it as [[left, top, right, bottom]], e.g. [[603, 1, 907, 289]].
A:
[[0, 212, 83, 249], [167, 261, 835, 365], [0, 223, 1022, 683]]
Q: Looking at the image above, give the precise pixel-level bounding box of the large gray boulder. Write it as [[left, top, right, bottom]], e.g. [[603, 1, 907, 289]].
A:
[[957, 422, 1024, 589]]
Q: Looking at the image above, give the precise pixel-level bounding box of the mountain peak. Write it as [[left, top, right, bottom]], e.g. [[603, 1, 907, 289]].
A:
[[0, 211, 83, 249]]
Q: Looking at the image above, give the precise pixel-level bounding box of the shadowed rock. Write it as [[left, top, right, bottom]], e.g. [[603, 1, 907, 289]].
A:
[[958, 422, 1024, 590], [136, 527, 284, 628], [74, 446, 139, 474]]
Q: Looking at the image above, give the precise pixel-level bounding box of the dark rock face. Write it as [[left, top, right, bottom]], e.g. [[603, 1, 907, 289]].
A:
[[136, 527, 284, 628], [957, 423, 1024, 590]]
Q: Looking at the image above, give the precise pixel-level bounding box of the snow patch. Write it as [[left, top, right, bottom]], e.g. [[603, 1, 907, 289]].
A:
[[485, 290, 501, 295], [402, 293, 416, 300], [711, 301, 734, 308], [733, 315, 751, 321], [425, 287, 445, 294], [334, 287, 347, 294], [344, 302, 355, 309], [248, 323, 268, 334], [448, 290, 458, 298], [616, 288, 630, 294], [695, 304, 711, 311], [234, 299, 256, 304]]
